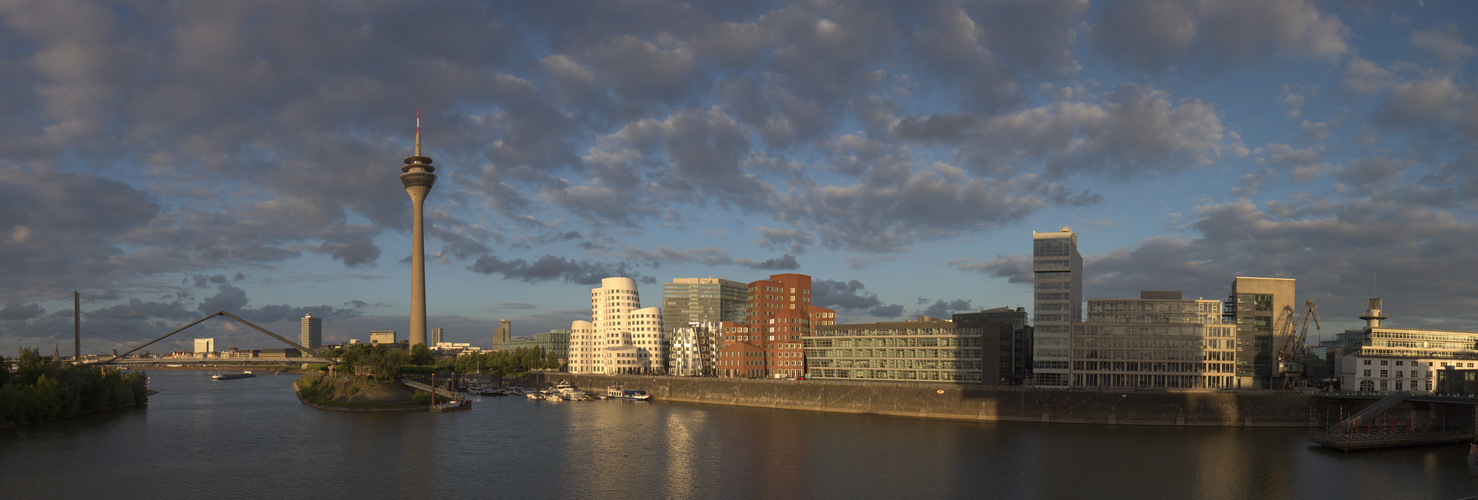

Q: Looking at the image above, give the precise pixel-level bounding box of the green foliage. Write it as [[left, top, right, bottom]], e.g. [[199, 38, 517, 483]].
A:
[[0, 348, 148, 426], [411, 391, 433, 405], [334, 343, 414, 380], [410, 343, 435, 365], [434, 347, 551, 375]]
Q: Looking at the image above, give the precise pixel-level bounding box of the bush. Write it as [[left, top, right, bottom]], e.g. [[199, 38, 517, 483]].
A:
[[0, 348, 148, 426], [411, 391, 433, 405]]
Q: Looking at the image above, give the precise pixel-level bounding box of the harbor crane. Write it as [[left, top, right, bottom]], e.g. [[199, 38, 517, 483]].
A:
[[1276, 299, 1321, 389]]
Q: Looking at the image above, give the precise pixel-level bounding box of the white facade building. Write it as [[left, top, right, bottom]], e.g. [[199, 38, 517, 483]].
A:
[[194, 338, 215, 354], [569, 277, 664, 375], [1032, 227, 1082, 387], [1338, 299, 1478, 393], [668, 322, 720, 377]]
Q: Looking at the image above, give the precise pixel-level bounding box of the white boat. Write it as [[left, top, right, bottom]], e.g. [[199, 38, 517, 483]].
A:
[[606, 386, 651, 400]]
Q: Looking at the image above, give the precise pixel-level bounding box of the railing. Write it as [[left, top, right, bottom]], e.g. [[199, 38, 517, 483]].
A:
[[401, 380, 459, 401], [1327, 391, 1409, 433]]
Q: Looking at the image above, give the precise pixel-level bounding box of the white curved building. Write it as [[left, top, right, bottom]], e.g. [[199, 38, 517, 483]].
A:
[[569, 277, 665, 374]]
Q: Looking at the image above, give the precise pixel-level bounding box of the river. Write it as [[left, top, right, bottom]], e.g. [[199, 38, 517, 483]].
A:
[[2, 371, 1473, 499]]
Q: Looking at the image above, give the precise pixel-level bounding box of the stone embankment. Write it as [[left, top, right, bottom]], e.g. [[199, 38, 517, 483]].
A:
[[533, 374, 1316, 427]]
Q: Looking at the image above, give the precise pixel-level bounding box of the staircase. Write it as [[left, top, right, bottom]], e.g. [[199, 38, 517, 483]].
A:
[[1328, 391, 1409, 433]]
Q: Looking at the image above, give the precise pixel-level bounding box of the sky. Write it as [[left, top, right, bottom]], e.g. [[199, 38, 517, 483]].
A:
[[2, 0, 1476, 354]]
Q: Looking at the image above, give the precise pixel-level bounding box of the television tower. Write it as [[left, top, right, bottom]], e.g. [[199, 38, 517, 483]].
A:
[[401, 110, 437, 346]]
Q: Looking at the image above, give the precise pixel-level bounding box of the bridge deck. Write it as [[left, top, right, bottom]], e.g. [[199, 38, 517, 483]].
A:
[[401, 380, 460, 401]]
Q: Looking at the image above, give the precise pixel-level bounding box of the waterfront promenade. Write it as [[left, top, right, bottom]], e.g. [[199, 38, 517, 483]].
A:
[[532, 373, 1317, 427]]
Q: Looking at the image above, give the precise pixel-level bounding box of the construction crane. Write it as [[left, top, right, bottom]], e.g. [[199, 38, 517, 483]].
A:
[[1276, 299, 1321, 389]]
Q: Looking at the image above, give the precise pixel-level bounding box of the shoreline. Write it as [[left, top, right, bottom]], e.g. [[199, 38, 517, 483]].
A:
[[533, 373, 1319, 428]]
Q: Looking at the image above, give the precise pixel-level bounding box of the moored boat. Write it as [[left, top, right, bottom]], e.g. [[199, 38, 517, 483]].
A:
[[212, 371, 255, 380], [606, 386, 651, 400]]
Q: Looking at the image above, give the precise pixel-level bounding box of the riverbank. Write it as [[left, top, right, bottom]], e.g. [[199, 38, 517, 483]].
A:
[[291, 372, 428, 412], [531, 374, 1317, 427]]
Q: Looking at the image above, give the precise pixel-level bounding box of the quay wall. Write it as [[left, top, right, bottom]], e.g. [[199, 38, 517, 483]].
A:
[[532, 374, 1317, 427]]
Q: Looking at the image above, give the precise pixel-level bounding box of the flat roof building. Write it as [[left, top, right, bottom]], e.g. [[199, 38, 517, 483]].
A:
[[805, 316, 1003, 383], [1070, 291, 1236, 390], [300, 313, 322, 356], [1033, 227, 1082, 387], [1226, 277, 1296, 389], [370, 330, 396, 344], [954, 307, 1031, 385], [1338, 298, 1478, 393]]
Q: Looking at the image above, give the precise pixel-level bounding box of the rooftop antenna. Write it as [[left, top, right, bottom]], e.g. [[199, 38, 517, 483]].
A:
[[415, 109, 422, 157]]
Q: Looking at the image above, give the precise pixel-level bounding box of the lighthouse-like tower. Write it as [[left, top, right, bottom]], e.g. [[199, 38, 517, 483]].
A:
[[401, 111, 437, 346]]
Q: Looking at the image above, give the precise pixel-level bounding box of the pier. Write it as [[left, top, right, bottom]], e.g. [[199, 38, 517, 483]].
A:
[[1309, 391, 1478, 451]]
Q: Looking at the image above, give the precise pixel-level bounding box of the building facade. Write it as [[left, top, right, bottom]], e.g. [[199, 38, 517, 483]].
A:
[[805, 316, 997, 383], [568, 277, 664, 375], [300, 313, 322, 354], [194, 338, 215, 354], [953, 307, 1031, 385], [668, 322, 720, 377], [1069, 292, 1236, 389], [715, 273, 833, 379], [1225, 277, 1296, 389], [1032, 228, 1082, 387], [431, 327, 443, 345], [662, 278, 747, 333], [1339, 298, 1478, 393], [370, 330, 396, 344], [492, 319, 511, 350]]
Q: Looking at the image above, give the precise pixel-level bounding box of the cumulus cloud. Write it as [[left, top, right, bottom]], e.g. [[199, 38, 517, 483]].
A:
[[811, 279, 903, 318], [470, 254, 639, 285], [1410, 25, 1477, 63], [1087, 0, 1349, 72], [964, 83, 1237, 177], [920, 298, 974, 319]]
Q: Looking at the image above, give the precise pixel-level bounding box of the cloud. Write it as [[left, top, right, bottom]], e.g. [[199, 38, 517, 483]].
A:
[[1410, 25, 1476, 63], [1087, 0, 1349, 72], [964, 83, 1237, 178], [470, 254, 638, 285], [811, 278, 884, 310], [1341, 57, 1399, 95], [951, 255, 1033, 284], [0, 300, 46, 321], [738, 254, 799, 271], [920, 299, 974, 319], [754, 226, 814, 255]]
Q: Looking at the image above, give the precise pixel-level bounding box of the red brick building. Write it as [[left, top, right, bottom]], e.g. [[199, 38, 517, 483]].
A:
[[716, 273, 835, 378]]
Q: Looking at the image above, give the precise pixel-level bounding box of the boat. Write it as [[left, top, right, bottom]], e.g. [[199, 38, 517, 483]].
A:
[[606, 386, 652, 400], [430, 400, 470, 413], [480, 387, 506, 397], [211, 371, 255, 380], [525, 391, 544, 400]]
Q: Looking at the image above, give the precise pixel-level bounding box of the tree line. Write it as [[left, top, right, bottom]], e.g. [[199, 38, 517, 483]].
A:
[[0, 348, 150, 426], [319, 343, 561, 379]]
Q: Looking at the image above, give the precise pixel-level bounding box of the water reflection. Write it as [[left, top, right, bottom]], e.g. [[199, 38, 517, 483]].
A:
[[2, 372, 1475, 499]]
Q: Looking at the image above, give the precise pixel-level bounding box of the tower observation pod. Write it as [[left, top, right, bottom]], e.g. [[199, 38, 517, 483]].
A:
[[401, 110, 437, 346]]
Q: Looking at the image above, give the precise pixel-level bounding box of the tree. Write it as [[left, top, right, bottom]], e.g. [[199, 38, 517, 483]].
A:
[[410, 343, 435, 365]]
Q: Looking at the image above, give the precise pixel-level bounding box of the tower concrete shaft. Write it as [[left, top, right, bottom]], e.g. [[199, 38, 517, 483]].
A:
[[401, 118, 437, 346]]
